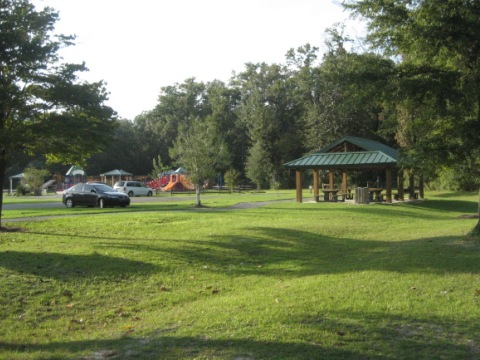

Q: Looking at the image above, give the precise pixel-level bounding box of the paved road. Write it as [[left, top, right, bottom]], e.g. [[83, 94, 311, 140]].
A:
[[1, 194, 294, 223], [2, 193, 198, 210]]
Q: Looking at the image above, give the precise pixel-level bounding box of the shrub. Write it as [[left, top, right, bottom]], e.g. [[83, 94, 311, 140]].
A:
[[15, 183, 30, 196], [23, 167, 49, 196]]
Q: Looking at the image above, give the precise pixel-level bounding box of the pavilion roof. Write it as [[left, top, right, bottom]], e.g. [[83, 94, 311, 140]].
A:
[[100, 169, 133, 176], [66, 165, 85, 176], [284, 136, 400, 170], [9, 172, 25, 180]]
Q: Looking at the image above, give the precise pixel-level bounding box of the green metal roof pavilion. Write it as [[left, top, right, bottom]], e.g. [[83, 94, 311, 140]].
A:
[[284, 136, 399, 170], [284, 136, 405, 204]]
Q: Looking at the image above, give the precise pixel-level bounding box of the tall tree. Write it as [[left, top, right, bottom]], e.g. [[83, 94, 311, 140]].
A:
[[0, 0, 115, 229], [290, 27, 394, 152], [343, 0, 480, 230], [245, 140, 271, 190], [135, 79, 210, 170], [204, 80, 245, 175], [86, 120, 143, 175], [170, 118, 229, 207], [233, 62, 305, 188]]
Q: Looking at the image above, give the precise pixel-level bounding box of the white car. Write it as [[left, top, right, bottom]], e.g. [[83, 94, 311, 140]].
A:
[[114, 181, 153, 197]]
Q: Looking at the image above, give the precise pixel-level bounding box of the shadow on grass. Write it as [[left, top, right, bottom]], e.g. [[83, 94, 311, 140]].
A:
[[262, 200, 477, 220], [405, 199, 477, 214], [0, 337, 382, 360], [1, 312, 477, 360], [428, 191, 477, 199], [101, 226, 479, 277], [0, 251, 157, 279], [289, 310, 479, 360]]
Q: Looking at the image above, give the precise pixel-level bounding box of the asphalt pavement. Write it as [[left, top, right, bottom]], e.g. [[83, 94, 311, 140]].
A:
[[1, 193, 293, 224], [2, 193, 196, 210]]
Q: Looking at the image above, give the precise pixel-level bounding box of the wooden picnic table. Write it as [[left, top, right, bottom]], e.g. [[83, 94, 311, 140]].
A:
[[322, 189, 339, 202], [368, 188, 384, 202]]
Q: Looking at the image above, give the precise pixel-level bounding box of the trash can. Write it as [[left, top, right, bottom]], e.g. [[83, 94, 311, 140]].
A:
[[355, 187, 369, 204]]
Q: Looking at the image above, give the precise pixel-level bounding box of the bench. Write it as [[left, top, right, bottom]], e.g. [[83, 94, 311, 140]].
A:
[[394, 192, 419, 200]]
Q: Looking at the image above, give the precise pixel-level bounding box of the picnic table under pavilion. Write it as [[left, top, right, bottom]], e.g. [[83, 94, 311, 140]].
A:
[[284, 136, 424, 204]]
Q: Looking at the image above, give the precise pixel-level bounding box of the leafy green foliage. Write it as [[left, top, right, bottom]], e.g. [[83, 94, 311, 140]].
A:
[[344, 0, 480, 167], [233, 62, 305, 187], [245, 140, 271, 190], [15, 183, 29, 196], [0, 0, 115, 226], [23, 166, 49, 195], [224, 168, 240, 192], [170, 118, 229, 206], [342, 0, 480, 230], [150, 155, 167, 179]]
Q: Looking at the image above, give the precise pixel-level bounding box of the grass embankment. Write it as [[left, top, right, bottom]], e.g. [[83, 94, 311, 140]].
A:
[[0, 191, 479, 359]]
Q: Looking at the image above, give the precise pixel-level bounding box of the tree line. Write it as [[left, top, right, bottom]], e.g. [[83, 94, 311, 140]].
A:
[[82, 32, 395, 190], [88, 0, 480, 193], [4, 0, 480, 195]]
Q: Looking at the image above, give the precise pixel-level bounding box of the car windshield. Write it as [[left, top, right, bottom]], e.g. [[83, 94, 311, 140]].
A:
[[93, 184, 116, 192], [115, 181, 124, 187]]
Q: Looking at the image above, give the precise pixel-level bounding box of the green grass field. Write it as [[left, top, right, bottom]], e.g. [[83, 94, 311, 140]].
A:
[[1, 191, 479, 359]]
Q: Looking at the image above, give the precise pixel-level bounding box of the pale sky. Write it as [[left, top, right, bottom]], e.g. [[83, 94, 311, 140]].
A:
[[33, 0, 364, 120]]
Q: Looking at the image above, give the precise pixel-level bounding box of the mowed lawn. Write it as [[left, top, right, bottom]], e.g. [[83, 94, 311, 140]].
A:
[[0, 191, 479, 359]]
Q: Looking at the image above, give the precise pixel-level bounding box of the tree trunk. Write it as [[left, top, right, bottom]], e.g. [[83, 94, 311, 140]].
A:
[[474, 187, 480, 234], [195, 186, 201, 207], [474, 81, 480, 234], [0, 150, 6, 229]]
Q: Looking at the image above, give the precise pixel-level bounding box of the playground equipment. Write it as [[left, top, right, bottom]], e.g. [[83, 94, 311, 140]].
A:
[[161, 173, 194, 191], [147, 167, 194, 191], [63, 165, 86, 190]]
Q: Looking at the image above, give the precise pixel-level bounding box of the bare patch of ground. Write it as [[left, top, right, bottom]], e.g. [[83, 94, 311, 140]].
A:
[[0, 226, 24, 232], [457, 214, 479, 219]]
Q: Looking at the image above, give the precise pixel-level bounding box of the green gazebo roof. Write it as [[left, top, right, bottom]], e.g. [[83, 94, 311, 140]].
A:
[[284, 136, 400, 170], [65, 165, 85, 176], [100, 169, 132, 176]]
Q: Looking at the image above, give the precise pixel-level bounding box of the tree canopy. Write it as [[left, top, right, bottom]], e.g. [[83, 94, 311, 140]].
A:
[[344, 0, 480, 229], [6, 0, 480, 229], [170, 117, 229, 206], [0, 0, 115, 228]]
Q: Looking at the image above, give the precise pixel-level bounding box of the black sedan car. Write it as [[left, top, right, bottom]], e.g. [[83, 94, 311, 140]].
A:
[[62, 183, 131, 208]]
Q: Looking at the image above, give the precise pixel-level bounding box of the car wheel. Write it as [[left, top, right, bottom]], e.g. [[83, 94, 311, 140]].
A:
[[98, 198, 105, 208], [128, 191, 134, 197], [65, 198, 74, 208], [147, 191, 153, 196]]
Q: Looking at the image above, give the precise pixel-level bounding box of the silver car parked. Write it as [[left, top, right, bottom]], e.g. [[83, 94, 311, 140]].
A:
[[113, 181, 153, 197]]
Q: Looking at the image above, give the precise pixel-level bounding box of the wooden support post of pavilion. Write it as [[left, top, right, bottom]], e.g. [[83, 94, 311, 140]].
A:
[[328, 171, 334, 189], [313, 170, 320, 202], [397, 171, 405, 201], [285, 137, 403, 205], [296, 170, 302, 203], [341, 171, 348, 194], [386, 168, 392, 203]]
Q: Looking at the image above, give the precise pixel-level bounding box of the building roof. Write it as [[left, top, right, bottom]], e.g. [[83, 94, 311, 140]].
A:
[[318, 136, 399, 160], [9, 172, 25, 180], [284, 136, 399, 170], [100, 169, 133, 176], [65, 165, 85, 176]]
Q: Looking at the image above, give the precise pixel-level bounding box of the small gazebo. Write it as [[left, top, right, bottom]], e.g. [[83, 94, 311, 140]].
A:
[[8, 173, 25, 194], [100, 169, 132, 186], [284, 136, 423, 204], [65, 165, 86, 186]]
